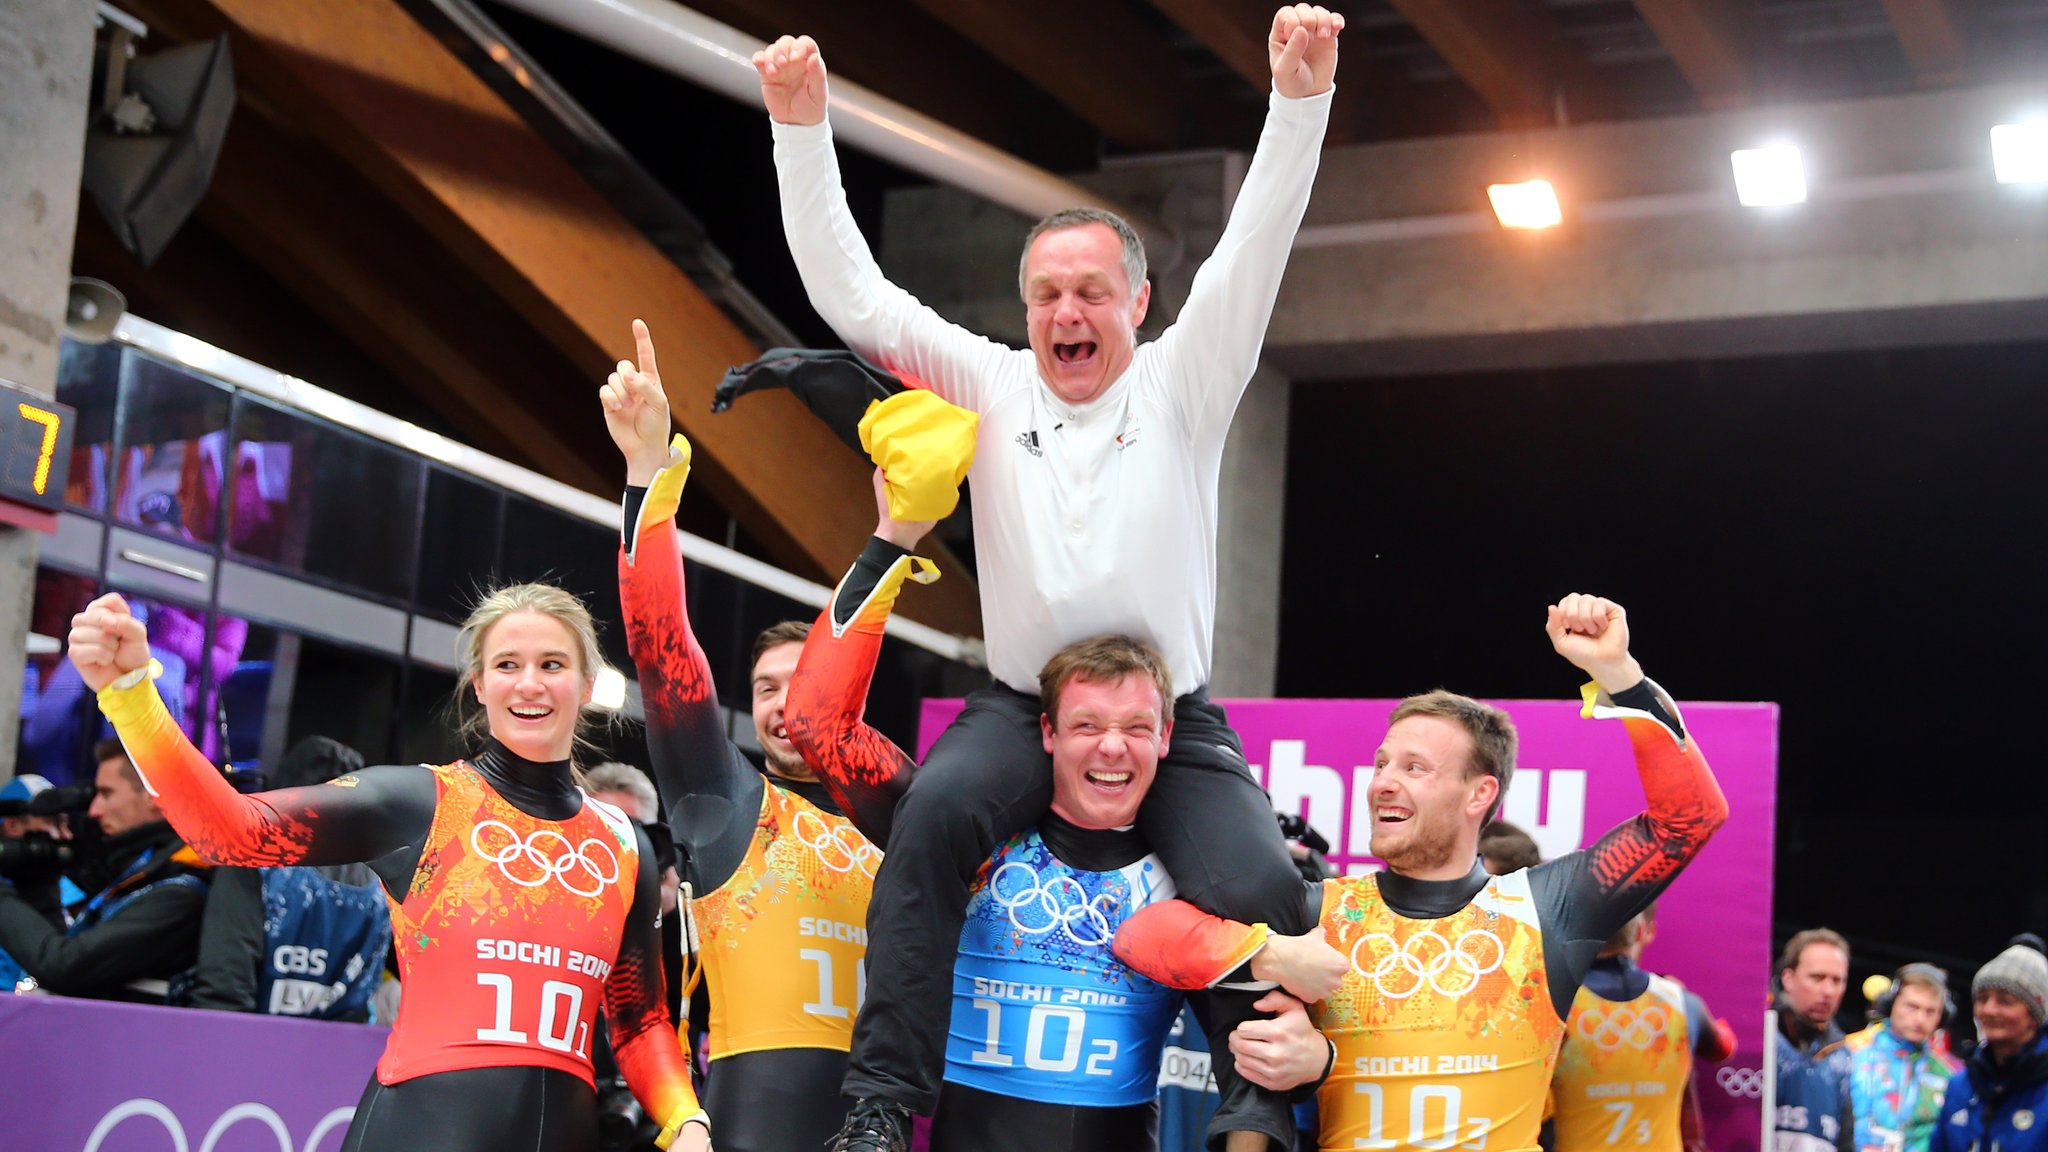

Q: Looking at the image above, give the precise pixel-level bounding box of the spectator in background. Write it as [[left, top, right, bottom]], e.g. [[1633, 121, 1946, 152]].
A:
[[1930, 938, 2048, 1152], [1479, 818, 1541, 874], [1775, 928, 1855, 1152], [186, 737, 390, 1021], [0, 739, 209, 1000], [1549, 904, 1737, 1151], [0, 773, 84, 992], [583, 762, 681, 920], [1844, 963, 1960, 1152]]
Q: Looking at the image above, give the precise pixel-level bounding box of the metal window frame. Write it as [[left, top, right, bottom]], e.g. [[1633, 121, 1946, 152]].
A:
[[108, 312, 983, 667]]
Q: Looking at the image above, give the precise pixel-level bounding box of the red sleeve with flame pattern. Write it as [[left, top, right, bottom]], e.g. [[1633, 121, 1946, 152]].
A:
[[1533, 681, 1732, 985], [1572, 682, 1730, 911], [606, 822, 706, 1146], [782, 539, 937, 845], [618, 444, 737, 835], [96, 670, 419, 867], [1110, 898, 1271, 991]]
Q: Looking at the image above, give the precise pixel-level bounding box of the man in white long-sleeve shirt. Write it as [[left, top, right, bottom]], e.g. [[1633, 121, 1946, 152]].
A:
[[753, 10, 1342, 1151]]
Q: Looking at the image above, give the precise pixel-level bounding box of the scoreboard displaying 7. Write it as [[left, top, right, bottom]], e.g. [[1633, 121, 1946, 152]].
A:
[[0, 376, 75, 529]]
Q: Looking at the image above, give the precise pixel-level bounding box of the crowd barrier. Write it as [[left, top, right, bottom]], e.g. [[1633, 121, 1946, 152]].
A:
[[1, 995, 386, 1152]]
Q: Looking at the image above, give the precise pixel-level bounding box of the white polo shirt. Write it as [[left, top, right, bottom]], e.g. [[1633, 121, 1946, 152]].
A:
[[772, 87, 1331, 695]]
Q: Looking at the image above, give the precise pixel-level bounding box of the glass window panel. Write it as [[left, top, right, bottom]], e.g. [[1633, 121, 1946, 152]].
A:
[[416, 468, 502, 622], [224, 620, 401, 775], [111, 353, 232, 545], [17, 574, 218, 786], [54, 339, 121, 515], [399, 665, 465, 769], [226, 396, 423, 600], [498, 496, 630, 674]]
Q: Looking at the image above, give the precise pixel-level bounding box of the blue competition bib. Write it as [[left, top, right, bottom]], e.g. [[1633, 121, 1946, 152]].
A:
[[943, 830, 1180, 1107]]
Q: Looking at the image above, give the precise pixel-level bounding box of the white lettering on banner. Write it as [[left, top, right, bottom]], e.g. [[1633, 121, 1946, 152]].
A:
[[1496, 769, 1586, 861], [84, 1099, 356, 1152], [1262, 741, 1347, 852], [1251, 741, 1588, 865]]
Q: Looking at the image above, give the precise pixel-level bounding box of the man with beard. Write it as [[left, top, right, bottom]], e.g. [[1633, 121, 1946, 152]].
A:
[[1108, 594, 1729, 1151]]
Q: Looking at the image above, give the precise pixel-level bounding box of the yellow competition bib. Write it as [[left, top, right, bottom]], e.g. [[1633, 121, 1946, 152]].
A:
[[1316, 869, 1566, 1152], [691, 784, 878, 1058], [1550, 974, 1692, 1150]]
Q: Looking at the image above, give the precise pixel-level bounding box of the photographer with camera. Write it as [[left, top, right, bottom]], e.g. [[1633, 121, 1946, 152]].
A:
[[0, 773, 88, 991], [0, 740, 210, 1000]]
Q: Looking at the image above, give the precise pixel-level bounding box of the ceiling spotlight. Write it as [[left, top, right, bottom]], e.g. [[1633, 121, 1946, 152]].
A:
[[1731, 146, 1806, 207], [590, 667, 628, 711], [1991, 122, 2048, 185], [1487, 180, 1562, 230]]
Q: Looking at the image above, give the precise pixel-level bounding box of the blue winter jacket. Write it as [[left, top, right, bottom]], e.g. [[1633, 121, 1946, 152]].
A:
[[1929, 1031, 2048, 1152]]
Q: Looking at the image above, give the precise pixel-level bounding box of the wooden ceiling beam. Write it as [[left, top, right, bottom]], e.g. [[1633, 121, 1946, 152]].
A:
[[121, 0, 982, 636], [907, 0, 1194, 148], [677, 0, 1067, 149], [1382, 0, 1623, 128], [194, 112, 619, 493], [1144, 0, 1274, 90], [1629, 0, 1774, 110], [1878, 0, 1969, 87]]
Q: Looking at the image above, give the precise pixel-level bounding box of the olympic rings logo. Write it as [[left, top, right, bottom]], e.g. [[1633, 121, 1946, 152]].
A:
[[84, 1099, 355, 1152], [1575, 1005, 1670, 1051], [1717, 1066, 1765, 1098], [469, 820, 621, 897], [1348, 929, 1505, 1000], [792, 809, 882, 879], [989, 860, 1120, 948]]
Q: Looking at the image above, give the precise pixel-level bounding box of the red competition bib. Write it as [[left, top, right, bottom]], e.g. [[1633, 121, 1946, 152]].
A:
[[377, 762, 639, 1086]]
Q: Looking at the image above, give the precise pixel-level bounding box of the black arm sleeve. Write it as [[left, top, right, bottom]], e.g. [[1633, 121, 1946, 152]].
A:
[[187, 865, 263, 1011], [0, 879, 206, 997]]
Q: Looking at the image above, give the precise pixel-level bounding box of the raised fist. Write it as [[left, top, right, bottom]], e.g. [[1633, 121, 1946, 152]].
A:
[[1270, 4, 1343, 100], [68, 592, 152, 694], [1545, 593, 1643, 694], [754, 35, 828, 126], [601, 318, 674, 486]]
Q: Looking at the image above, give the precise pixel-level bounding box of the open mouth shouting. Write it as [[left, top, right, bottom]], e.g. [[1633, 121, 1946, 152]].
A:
[[1053, 341, 1099, 368], [1374, 805, 1413, 826]]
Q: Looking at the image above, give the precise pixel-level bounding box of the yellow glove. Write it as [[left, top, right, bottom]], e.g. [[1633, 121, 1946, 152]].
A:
[[641, 434, 694, 528], [858, 390, 977, 521]]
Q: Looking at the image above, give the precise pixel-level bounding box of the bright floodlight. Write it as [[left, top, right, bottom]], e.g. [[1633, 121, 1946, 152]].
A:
[[1487, 180, 1562, 229], [591, 667, 628, 711], [1992, 122, 2048, 184], [1731, 146, 1806, 206]]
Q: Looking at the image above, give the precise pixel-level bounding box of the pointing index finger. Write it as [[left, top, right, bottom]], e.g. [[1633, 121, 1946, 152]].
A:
[[633, 319, 658, 379]]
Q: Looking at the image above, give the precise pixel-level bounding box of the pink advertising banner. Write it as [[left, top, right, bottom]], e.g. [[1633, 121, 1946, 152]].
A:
[[921, 695, 1779, 1152]]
